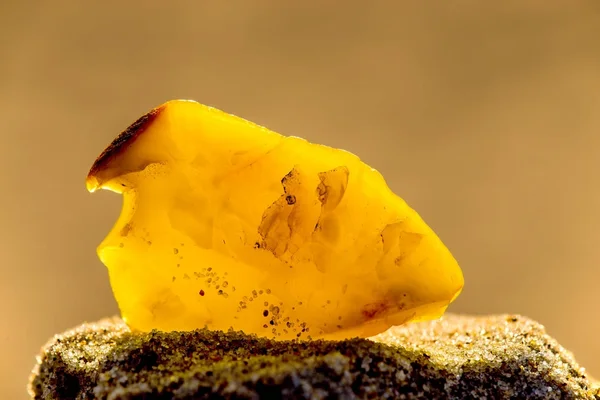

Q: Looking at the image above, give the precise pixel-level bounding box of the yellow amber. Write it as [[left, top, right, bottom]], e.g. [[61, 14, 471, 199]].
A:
[[86, 100, 464, 340]]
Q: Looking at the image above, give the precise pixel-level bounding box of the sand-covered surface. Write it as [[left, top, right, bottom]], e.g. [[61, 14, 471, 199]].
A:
[[29, 314, 599, 399]]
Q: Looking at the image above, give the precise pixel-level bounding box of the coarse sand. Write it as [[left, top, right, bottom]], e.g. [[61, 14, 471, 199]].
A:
[[29, 314, 599, 399]]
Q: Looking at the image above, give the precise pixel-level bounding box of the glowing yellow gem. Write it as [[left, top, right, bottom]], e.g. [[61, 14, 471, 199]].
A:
[[86, 100, 464, 340]]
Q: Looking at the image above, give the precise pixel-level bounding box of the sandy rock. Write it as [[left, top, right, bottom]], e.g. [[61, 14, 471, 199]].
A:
[[29, 314, 599, 399]]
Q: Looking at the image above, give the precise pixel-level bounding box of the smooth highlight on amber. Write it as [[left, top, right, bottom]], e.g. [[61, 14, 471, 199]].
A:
[[86, 100, 464, 340]]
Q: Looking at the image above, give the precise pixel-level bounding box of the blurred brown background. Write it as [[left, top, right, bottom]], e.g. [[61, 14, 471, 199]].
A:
[[2, 1, 600, 398]]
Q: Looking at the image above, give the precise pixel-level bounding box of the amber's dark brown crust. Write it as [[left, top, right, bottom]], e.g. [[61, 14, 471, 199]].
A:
[[87, 105, 165, 178]]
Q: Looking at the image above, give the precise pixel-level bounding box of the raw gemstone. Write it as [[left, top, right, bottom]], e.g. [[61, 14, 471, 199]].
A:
[[86, 100, 464, 339]]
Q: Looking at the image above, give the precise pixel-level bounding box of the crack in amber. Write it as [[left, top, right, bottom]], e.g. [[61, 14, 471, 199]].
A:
[[86, 99, 464, 340]]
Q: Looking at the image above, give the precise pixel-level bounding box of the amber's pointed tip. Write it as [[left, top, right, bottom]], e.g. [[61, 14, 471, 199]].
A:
[[86, 175, 99, 193]]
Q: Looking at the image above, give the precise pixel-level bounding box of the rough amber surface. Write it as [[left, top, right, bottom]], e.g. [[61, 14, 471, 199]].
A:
[[86, 100, 464, 340]]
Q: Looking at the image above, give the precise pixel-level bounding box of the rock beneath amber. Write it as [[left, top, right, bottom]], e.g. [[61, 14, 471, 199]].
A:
[[29, 315, 598, 399], [86, 100, 464, 340]]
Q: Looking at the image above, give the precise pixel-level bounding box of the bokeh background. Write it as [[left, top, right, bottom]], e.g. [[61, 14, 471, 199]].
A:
[[2, 1, 600, 398]]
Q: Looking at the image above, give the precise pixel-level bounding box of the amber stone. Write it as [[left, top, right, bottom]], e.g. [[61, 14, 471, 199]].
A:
[[86, 100, 464, 340]]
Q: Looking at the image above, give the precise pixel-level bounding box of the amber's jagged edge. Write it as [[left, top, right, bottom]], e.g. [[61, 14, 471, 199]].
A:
[[86, 104, 165, 190]]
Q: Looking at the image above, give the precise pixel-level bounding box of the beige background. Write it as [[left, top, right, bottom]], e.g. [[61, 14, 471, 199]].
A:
[[2, 1, 600, 398]]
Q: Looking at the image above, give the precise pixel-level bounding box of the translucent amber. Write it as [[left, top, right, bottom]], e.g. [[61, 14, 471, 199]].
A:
[[86, 100, 464, 340]]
